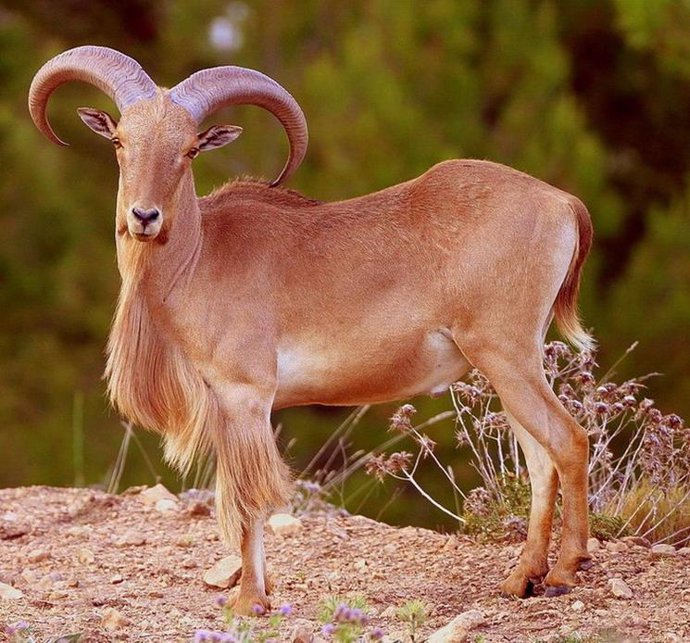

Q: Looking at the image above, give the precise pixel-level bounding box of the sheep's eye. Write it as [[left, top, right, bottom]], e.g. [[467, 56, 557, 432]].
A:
[[186, 147, 200, 159], [111, 137, 122, 149]]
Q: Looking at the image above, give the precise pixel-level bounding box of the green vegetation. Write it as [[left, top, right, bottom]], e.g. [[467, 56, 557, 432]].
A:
[[1, 1, 690, 531]]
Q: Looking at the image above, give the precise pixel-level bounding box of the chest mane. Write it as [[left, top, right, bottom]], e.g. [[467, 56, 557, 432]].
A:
[[104, 279, 212, 473]]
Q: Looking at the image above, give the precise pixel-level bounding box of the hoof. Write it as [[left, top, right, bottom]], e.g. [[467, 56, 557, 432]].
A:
[[544, 584, 572, 598], [501, 569, 546, 598], [226, 586, 271, 616]]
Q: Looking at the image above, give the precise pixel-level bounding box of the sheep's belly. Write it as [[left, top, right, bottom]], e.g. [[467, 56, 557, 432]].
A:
[[274, 327, 470, 408]]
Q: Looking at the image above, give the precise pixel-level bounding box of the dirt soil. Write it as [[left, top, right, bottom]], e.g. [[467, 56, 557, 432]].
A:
[[0, 486, 689, 642]]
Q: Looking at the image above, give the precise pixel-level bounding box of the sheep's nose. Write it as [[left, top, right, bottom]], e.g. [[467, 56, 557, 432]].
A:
[[131, 207, 160, 223]]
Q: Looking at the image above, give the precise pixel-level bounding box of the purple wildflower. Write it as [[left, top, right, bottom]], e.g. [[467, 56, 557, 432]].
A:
[[278, 603, 293, 616]]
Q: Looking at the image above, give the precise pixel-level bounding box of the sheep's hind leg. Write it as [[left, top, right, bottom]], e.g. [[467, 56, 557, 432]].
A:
[[453, 335, 591, 598], [500, 410, 558, 597]]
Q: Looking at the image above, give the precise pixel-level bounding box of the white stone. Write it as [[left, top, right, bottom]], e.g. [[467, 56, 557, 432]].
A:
[[155, 498, 179, 513], [267, 513, 303, 536], [571, 600, 585, 612], [427, 610, 485, 642], [608, 577, 633, 599], [587, 537, 601, 553], [77, 547, 96, 564], [0, 582, 23, 600], [651, 543, 677, 556], [26, 547, 51, 563], [202, 555, 242, 589], [605, 540, 627, 553], [138, 484, 178, 506]]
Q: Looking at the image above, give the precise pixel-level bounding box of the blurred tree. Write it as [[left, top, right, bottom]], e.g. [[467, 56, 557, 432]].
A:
[[0, 0, 688, 529]]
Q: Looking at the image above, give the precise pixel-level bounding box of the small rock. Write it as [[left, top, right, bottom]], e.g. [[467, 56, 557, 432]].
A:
[[442, 535, 459, 552], [651, 543, 677, 556], [622, 536, 651, 548], [187, 501, 211, 517], [101, 607, 129, 631], [380, 605, 397, 619], [427, 609, 485, 643], [354, 558, 368, 571], [571, 600, 585, 612], [203, 555, 242, 589], [182, 557, 198, 569], [26, 547, 51, 563], [66, 526, 89, 537], [678, 547, 690, 556], [0, 582, 23, 600], [267, 513, 303, 536], [138, 484, 178, 506], [67, 495, 96, 518], [608, 577, 633, 599], [290, 618, 315, 642], [111, 574, 124, 584], [605, 540, 627, 554], [114, 531, 146, 547], [155, 498, 179, 513], [77, 547, 96, 564], [20, 569, 39, 585], [121, 485, 147, 495], [327, 524, 349, 540], [38, 574, 57, 590], [383, 543, 398, 555], [0, 523, 30, 540], [176, 534, 194, 548], [587, 537, 601, 553]]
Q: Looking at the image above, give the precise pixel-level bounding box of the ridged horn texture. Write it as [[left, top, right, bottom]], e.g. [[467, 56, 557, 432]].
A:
[[169, 67, 308, 186], [29, 45, 157, 146]]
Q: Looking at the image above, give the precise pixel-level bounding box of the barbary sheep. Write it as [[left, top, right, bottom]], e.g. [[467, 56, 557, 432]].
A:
[[29, 45, 594, 614]]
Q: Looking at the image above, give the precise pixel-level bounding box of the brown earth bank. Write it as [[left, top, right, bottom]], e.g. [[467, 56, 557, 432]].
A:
[[0, 486, 689, 642]]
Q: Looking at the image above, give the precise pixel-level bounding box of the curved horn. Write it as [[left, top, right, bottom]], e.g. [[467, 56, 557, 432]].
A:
[[29, 45, 157, 146], [169, 67, 308, 186]]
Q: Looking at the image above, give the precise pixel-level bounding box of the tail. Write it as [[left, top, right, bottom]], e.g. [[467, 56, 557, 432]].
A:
[[554, 196, 596, 353]]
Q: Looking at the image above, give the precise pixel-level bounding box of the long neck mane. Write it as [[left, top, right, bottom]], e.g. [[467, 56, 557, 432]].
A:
[[105, 242, 211, 474]]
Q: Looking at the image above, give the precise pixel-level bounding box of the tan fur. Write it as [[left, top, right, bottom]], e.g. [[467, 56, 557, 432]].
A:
[[554, 196, 595, 352], [42, 86, 595, 612]]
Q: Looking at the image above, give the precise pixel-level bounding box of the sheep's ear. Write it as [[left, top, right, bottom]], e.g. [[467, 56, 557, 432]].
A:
[[77, 107, 118, 139], [197, 125, 243, 152]]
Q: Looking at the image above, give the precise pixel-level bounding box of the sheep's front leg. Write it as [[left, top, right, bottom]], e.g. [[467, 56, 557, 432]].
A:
[[230, 518, 271, 615], [211, 384, 292, 617]]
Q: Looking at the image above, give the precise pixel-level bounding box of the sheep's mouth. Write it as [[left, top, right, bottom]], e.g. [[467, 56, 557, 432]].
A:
[[129, 228, 159, 242]]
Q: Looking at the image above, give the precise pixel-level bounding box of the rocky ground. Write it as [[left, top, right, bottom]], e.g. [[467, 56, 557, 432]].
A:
[[0, 486, 689, 642]]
